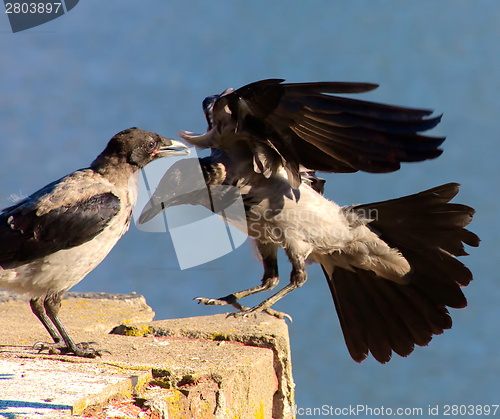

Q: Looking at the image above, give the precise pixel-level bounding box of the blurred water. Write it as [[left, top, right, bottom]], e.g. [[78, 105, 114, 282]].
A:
[[0, 1, 498, 417]]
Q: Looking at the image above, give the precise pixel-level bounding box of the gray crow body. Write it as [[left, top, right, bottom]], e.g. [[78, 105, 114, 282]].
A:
[[0, 127, 189, 357], [141, 79, 479, 363]]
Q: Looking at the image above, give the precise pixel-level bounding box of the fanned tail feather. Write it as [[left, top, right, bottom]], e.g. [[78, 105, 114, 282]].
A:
[[323, 183, 479, 363]]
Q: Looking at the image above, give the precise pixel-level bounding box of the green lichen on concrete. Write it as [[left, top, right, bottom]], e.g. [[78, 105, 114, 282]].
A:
[[163, 389, 188, 417], [210, 332, 233, 342], [151, 371, 171, 387], [123, 324, 154, 336], [150, 377, 172, 389]]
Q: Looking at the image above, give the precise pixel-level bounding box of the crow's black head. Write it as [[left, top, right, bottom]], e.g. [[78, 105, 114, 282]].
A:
[[92, 127, 190, 171], [202, 95, 220, 130]]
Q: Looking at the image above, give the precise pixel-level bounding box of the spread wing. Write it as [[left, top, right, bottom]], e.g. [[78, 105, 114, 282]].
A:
[[0, 191, 121, 268], [181, 79, 445, 188]]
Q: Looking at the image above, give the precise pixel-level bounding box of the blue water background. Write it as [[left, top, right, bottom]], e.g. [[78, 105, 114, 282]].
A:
[[1, 1, 498, 416]]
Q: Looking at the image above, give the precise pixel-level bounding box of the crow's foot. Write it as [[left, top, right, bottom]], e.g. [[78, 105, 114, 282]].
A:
[[32, 341, 108, 358], [226, 306, 293, 322], [195, 296, 244, 311], [196, 296, 292, 321]]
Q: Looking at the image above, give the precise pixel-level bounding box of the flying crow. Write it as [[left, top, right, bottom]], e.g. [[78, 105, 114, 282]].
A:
[[141, 79, 479, 363], [0, 127, 189, 357]]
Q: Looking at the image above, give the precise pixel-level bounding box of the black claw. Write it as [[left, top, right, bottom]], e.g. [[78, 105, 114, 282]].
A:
[[32, 341, 52, 353], [31, 340, 108, 358]]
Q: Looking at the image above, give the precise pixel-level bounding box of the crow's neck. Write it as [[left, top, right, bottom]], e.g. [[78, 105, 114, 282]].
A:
[[91, 154, 138, 188]]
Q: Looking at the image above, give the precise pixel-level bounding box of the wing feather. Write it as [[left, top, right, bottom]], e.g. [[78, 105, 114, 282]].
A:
[[0, 192, 121, 267], [194, 79, 445, 186]]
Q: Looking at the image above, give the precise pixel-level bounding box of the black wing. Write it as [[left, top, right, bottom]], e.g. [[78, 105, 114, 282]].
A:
[[0, 192, 121, 268], [184, 79, 444, 188]]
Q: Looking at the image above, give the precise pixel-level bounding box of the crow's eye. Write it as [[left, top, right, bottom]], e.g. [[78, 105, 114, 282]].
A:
[[147, 139, 156, 151]]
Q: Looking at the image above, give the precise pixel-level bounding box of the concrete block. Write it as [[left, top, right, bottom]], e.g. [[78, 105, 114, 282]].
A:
[[0, 293, 295, 418], [112, 313, 295, 418]]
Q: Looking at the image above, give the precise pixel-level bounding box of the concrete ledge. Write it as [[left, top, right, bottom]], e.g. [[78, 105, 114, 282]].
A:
[[0, 357, 152, 417], [0, 291, 156, 338], [0, 292, 295, 418], [113, 314, 295, 418]]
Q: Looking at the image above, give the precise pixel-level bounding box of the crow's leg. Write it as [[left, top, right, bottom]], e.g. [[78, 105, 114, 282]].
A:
[[231, 249, 307, 319], [195, 242, 289, 318], [33, 293, 103, 358], [30, 297, 63, 344]]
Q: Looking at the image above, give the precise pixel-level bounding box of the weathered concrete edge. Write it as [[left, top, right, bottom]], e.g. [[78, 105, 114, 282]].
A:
[[0, 293, 295, 418], [112, 314, 296, 418], [0, 290, 147, 303], [72, 369, 153, 415]]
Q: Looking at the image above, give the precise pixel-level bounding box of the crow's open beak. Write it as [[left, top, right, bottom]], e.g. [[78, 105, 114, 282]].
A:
[[156, 138, 190, 157]]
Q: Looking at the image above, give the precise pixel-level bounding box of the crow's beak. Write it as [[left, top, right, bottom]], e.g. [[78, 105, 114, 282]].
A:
[[156, 138, 190, 157]]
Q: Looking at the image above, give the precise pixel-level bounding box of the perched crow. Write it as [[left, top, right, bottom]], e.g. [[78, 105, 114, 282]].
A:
[[0, 127, 189, 357], [141, 79, 479, 363]]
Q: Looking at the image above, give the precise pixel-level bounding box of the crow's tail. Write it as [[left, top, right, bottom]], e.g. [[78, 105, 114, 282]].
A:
[[323, 183, 479, 363]]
